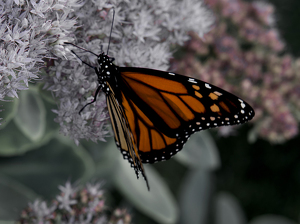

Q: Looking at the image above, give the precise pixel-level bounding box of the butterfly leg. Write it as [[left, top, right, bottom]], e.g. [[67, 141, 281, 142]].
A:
[[79, 85, 102, 114]]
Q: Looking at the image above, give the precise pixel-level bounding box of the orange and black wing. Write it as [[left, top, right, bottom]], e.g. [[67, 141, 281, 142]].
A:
[[106, 83, 149, 189], [114, 67, 255, 164]]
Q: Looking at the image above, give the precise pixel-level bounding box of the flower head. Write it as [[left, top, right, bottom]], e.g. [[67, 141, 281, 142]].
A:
[[0, 0, 81, 122], [173, 0, 299, 143], [19, 181, 132, 223]]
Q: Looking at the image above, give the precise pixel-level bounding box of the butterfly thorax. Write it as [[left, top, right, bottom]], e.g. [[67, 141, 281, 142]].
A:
[[96, 53, 118, 95]]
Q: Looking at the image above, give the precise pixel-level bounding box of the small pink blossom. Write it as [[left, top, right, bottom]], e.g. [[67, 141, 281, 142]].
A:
[[174, 0, 299, 143]]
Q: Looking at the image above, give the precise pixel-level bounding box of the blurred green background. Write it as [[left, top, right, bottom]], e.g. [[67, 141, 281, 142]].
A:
[[1, 0, 300, 223]]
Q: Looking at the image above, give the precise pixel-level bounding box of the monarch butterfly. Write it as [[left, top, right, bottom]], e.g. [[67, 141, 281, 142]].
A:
[[65, 12, 254, 190]]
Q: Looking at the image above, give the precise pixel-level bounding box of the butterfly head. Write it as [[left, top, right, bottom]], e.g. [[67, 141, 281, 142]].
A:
[[97, 51, 115, 64], [96, 52, 116, 76]]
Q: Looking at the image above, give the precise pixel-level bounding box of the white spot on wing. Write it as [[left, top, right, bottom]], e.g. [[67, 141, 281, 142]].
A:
[[239, 99, 246, 108], [188, 78, 197, 84], [205, 83, 211, 89]]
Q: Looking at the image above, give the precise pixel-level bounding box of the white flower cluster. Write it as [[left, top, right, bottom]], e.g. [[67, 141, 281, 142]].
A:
[[0, 0, 82, 119], [23, 182, 107, 223]]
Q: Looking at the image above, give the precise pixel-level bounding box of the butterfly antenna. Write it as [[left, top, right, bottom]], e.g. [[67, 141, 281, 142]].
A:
[[69, 49, 96, 69], [64, 42, 98, 57], [107, 7, 115, 55]]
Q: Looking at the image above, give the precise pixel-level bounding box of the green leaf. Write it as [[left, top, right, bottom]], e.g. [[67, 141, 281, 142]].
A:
[[249, 215, 297, 224], [113, 156, 178, 224], [0, 94, 58, 156], [14, 87, 46, 142], [175, 131, 220, 169], [214, 192, 247, 224], [90, 138, 120, 179], [0, 137, 95, 199], [0, 116, 56, 156], [178, 169, 212, 224], [0, 221, 15, 224], [0, 97, 19, 130], [0, 175, 39, 220], [0, 121, 34, 155]]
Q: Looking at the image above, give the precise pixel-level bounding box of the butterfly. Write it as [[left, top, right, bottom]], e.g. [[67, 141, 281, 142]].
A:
[[64, 12, 254, 191], [65, 41, 255, 190]]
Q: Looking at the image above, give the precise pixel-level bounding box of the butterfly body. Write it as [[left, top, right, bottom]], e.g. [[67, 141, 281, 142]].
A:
[[91, 51, 255, 189], [95, 53, 119, 95]]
